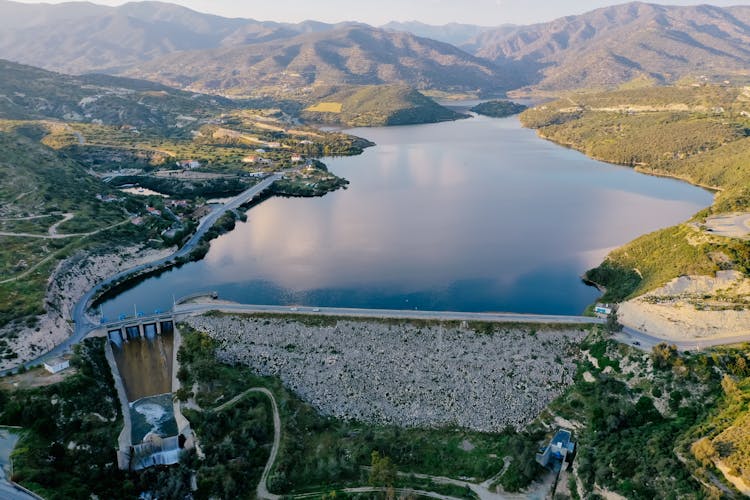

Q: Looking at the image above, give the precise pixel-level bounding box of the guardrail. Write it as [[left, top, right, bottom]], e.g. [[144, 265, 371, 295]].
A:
[[101, 312, 175, 330]]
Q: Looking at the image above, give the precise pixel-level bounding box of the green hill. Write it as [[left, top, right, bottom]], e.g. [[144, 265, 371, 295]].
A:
[[470, 100, 527, 117], [520, 85, 750, 301], [301, 85, 464, 126], [0, 127, 154, 330]]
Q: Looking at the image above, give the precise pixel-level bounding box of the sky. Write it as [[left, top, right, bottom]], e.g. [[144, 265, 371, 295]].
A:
[[11, 0, 748, 25]]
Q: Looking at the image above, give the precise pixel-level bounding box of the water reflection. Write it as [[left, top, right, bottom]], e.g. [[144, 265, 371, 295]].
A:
[[101, 115, 713, 315]]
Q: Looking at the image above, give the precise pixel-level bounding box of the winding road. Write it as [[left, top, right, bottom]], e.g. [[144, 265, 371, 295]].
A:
[[0, 174, 281, 376], [211, 388, 281, 500]]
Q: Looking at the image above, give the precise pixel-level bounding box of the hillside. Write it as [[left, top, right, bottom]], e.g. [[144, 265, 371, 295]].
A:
[[301, 85, 464, 126], [470, 2, 750, 92], [520, 85, 750, 311], [124, 25, 513, 96], [0, 126, 150, 334], [0, 59, 232, 130], [0, 0, 343, 74]]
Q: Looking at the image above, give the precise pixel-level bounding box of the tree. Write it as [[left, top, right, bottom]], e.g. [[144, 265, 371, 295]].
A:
[[368, 451, 397, 487], [605, 306, 623, 333], [691, 438, 717, 467], [651, 343, 678, 369]]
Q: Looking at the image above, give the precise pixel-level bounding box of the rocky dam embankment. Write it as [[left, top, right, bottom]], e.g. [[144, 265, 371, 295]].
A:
[[187, 314, 588, 432]]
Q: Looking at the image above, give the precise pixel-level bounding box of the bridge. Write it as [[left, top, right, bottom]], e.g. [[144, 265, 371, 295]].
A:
[[104, 312, 175, 343]]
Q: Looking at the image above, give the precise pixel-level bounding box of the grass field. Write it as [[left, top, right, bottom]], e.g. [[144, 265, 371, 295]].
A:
[[305, 102, 343, 113]]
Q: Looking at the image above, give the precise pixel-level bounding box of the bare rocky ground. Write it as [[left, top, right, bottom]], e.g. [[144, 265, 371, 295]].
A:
[[0, 244, 173, 371], [187, 314, 588, 432], [619, 270, 750, 340]]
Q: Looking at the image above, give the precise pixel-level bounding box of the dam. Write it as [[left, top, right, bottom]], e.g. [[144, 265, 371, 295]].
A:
[[105, 316, 191, 470]]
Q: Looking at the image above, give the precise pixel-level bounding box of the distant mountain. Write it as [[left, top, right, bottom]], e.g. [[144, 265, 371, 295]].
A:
[[0, 0, 342, 74], [469, 2, 750, 91], [125, 25, 514, 95], [0, 59, 231, 129], [381, 21, 503, 47]]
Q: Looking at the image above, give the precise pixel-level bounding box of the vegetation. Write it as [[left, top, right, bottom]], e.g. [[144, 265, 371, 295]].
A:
[[470, 100, 527, 118], [0, 63, 375, 338], [682, 347, 750, 493], [176, 326, 545, 496], [543, 329, 750, 498], [522, 85, 750, 299], [302, 85, 465, 127], [0, 129, 170, 330]]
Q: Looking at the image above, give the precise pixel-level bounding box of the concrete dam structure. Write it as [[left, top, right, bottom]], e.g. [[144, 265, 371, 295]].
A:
[[105, 315, 193, 471]]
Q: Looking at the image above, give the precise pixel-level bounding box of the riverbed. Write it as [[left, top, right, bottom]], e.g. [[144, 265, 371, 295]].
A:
[[100, 114, 712, 316]]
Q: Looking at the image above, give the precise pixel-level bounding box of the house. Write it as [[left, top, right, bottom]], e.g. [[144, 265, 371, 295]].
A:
[[254, 148, 266, 154], [44, 357, 70, 374], [242, 155, 258, 164], [291, 154, 304, 163], [536, 429, 576, 470], [96, 194, 119, 202], [594, 303, 612, 316], [177, 160, 201, 169], [130, 216, 144, 226], [146, 206, 162, 216], [168, 200, 189, 208]]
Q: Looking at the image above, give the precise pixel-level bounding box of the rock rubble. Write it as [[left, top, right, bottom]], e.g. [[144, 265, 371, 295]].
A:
[[187, 315, 586, 432]]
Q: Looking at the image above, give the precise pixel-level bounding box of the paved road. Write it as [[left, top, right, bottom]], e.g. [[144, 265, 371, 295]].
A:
[[176, 302, 750, 353], [0, 175, 280, 376], [174, 302, 606, 325], [616, 325, 750, 352], [0, 428, 37, 500]]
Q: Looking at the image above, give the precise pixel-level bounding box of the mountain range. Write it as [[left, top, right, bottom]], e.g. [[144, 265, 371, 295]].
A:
[[2, 1, 750, 95]]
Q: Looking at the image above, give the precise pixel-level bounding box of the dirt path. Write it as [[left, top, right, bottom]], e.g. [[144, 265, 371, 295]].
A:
[[208, 385, 554, 500], [0, 219, 130, 284], [48, 213, 74, 236], [0, 215, 54, 221], [211, 388, 281, 500]]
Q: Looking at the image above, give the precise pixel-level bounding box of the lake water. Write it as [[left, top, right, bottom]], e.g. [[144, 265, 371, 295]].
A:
[[100, 115, 713, 316]]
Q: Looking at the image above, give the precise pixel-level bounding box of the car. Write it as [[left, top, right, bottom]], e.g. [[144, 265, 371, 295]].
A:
[[290, 307, 298, 311], [632, 341, 641, 346], [312, 308, 321, 312]]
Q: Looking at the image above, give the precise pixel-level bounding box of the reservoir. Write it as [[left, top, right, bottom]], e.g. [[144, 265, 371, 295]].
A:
[[100, 115, 713, 315]]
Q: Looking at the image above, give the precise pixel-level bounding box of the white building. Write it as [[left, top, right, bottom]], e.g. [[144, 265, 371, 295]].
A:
[[44, 358, 70, 374]]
